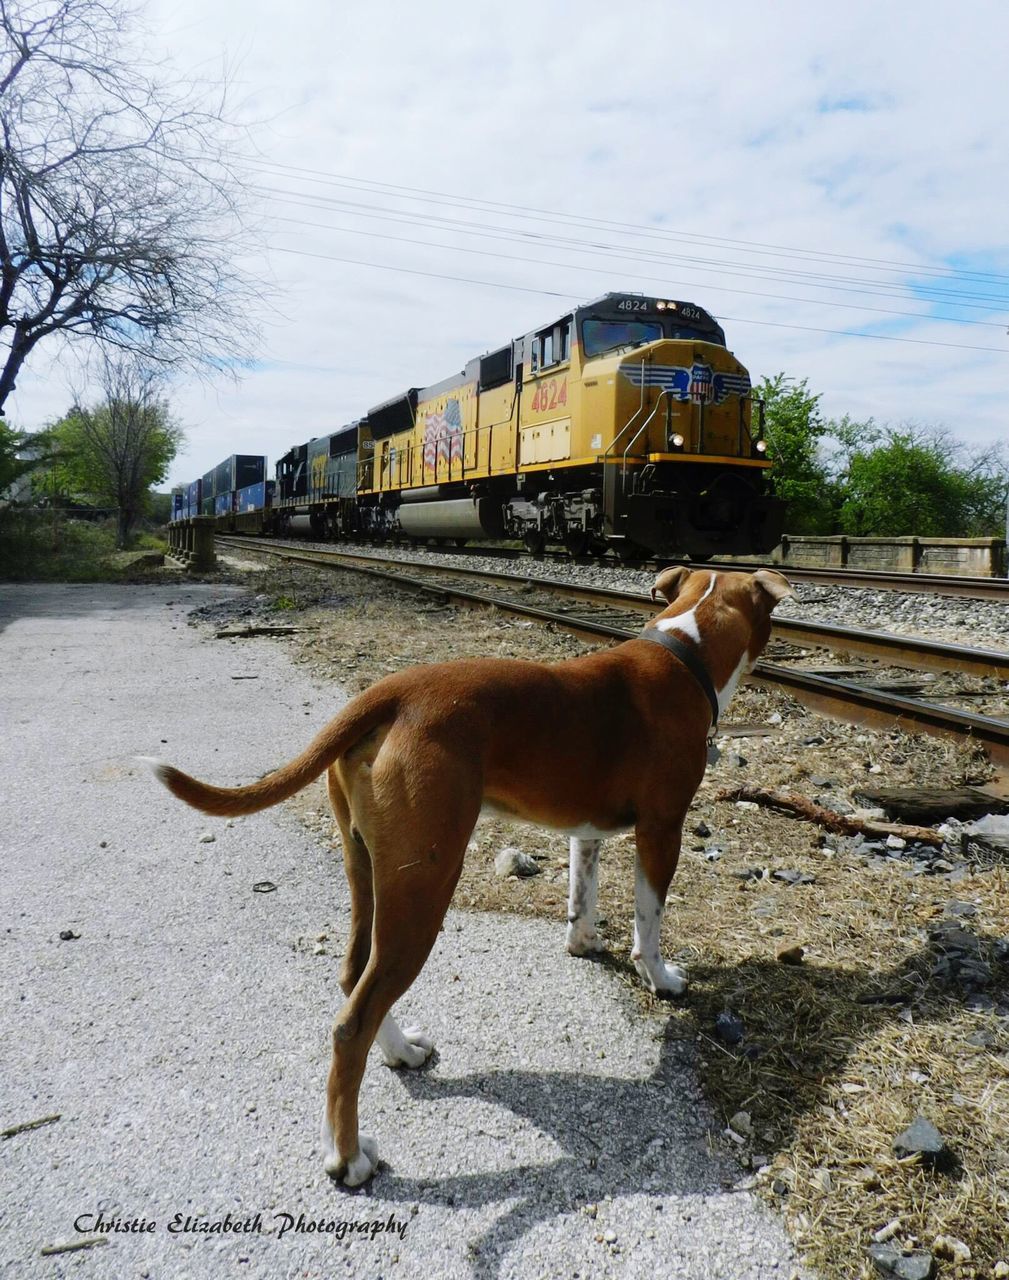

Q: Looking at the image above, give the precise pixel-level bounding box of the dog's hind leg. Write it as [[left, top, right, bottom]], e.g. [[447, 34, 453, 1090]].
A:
[[321, 751, 478, 1185], [566, 837, 603, 955], [327, 764, 434, 1071], [630, 820, 688, 997]]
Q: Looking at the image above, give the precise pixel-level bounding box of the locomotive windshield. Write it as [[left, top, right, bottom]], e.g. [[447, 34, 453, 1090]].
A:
[[582, 319, 662, 357]]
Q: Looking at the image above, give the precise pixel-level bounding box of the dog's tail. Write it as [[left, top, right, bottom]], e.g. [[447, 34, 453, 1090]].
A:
[[138, 686, 397, 818]]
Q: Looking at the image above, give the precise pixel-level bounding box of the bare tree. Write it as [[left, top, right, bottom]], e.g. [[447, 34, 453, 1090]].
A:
[[51, 353, 183, 545], [0, 0, 259, 413]]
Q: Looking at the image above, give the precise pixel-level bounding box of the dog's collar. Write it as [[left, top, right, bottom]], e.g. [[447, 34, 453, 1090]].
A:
[[637, 626, 720, 732]]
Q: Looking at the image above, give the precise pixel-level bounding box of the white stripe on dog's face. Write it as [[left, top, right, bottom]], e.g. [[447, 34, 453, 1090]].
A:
[[655, 572, 715, 644]]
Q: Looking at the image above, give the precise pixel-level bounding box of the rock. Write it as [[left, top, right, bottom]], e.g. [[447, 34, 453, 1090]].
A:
[[809, 776, 833, 788], [776, 943, 805, 965], [198, 832, 216, 844], [801, 735, 825, 746], [886, 835, 907, 850], [867, 1245, 936, 1280], [730, 753, 748, 768], [892, 1115, 953, 1169], [729, 1110, 752, 1137], [714, 1010, 745, 1046], [494, 847, 541, 878], [767, 712, 783, 725], [993, 1261, 1009, 1279], [945, 899, 977, 917], [58, 929, 80, 941], [704, 847, 722, 862], [692, 820, 712, 838], [772, 868, 816, 886], [932, 1236, 971, 1264]]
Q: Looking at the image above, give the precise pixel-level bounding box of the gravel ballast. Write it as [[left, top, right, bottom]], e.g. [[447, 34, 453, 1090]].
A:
[[281, 540, 1009, 650], [1, 582, 806, 1279]]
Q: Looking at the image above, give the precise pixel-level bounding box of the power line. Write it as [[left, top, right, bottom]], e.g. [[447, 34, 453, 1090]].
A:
[[239, 155, 1009, 288], [251, 182, 1009, 312], [267, 244, 1009, 354], [267, 211, 1007, 329]]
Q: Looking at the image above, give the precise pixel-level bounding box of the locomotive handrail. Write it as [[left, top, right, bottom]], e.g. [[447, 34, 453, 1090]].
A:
[[622, 390, 669, 482], [602, 357, 647, 463]]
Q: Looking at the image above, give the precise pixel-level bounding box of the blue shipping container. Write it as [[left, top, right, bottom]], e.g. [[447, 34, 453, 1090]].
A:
[[215, 491, 232, 517], [236, 481, 267, 513]]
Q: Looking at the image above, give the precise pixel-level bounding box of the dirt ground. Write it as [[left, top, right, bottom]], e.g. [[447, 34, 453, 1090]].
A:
[[199, 556, 1009, 1280]]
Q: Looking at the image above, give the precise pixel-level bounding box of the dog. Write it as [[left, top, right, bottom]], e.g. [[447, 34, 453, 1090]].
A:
[[142, 564, 792, 1186]]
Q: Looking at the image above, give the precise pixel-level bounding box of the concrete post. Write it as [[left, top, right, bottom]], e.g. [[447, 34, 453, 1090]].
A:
[[189, 516, 217, 571]]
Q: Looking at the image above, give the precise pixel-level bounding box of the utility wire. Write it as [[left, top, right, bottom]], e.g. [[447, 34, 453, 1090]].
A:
[[239, 155, 1009, 288], [251, 183, 1009, 312], [267, 244, 1009, 354], [268, 211, 1006, 329]]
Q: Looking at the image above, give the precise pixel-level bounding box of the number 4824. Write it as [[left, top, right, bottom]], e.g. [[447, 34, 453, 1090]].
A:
[[530, 378, 567, 412]]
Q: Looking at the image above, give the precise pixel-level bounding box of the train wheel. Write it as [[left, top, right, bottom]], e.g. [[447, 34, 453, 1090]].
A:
[[454, 538, 468, 548], [616, 539, 646, 562], [689, 552, 714, 562], [563, 530, 590, 558], [523, 529, 546, 556]]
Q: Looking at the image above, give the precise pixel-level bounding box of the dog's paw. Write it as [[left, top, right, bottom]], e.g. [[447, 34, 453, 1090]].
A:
[[323, 1133, 380, 1186], [383, 1025, 434, 1070], [376, 1015, 435, 1069], [566, 920, 604, 956], [634, 958, 688, 997]]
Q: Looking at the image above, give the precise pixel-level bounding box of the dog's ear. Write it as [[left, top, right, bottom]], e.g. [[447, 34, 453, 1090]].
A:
[[651, 566, 693, 604], [751, 568, 794, 609]]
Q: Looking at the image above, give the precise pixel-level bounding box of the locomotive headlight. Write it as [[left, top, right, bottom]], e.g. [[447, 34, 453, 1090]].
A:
[[656, 301, 666, 310], [671, 433, 685, 449], [755, 439, 767, 453]]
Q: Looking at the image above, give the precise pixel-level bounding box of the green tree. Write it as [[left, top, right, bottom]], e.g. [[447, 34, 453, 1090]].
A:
[[48, 360, 183, 546], [839, 427, 1007, 537], [756, 373, 834, 534], [0, 420, 51, 495]]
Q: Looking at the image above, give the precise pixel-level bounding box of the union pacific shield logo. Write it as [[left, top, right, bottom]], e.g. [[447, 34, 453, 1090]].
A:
[[620, 363, 750, 404], [688, 362, 713, 405]]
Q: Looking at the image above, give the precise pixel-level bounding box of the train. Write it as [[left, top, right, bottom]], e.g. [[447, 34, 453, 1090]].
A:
[[171, 292, 785, 559]]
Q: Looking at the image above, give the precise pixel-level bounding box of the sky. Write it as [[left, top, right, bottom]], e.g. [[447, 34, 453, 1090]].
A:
[[7, 0, 1009, 487]]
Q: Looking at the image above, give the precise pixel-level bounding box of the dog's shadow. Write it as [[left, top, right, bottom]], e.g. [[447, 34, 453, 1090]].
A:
[[345, 937, 1004, 1279]]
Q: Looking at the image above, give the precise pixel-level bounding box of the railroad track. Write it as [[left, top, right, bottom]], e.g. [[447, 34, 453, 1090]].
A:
[[217, 535, 1009, 768], [221, 529, 1009, 598]]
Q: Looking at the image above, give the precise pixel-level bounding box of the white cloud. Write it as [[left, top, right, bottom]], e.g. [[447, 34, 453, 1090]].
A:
[[6, 0, 1007, 487]]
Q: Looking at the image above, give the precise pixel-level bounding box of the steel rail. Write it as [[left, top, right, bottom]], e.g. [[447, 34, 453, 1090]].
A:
[[662, 557, 1009, 600], [218, 536, 1009, 680], [216, 535, 1009, 765]]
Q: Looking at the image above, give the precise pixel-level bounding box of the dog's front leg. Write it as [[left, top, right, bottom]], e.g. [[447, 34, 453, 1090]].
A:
[[631, 826, 687, 997], [566, 837, 604, 955]]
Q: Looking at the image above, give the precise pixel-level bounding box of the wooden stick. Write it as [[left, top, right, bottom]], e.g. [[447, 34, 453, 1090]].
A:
[[214, 625, 308, 639], [2, 1113, 60, 1139], [716, 785, 944, 847], [40, 1237, 108, 1256]]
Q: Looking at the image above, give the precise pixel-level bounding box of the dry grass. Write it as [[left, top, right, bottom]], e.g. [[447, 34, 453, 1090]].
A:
[[222, 559, 1009, 1280]]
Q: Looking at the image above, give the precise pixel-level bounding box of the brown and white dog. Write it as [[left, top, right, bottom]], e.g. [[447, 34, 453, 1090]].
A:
[[142, 565, 792, 1186]]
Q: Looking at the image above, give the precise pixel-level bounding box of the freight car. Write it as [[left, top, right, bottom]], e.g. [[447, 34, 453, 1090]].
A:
[[178, 292, 784, 559]]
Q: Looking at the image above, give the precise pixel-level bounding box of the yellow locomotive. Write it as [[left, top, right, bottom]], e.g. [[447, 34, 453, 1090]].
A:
[[275, 292, 783, 558]]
